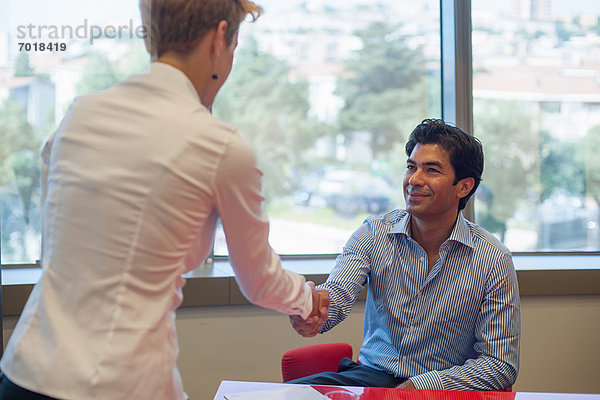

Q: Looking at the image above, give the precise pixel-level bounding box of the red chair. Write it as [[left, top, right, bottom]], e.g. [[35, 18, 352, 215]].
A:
[[281, 342, 353, 382], [281, 343, 512, 392]]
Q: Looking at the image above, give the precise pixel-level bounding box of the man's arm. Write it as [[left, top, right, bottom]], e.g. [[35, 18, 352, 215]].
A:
[[408, 252, 521, 390], [289, 220, 373, 337]]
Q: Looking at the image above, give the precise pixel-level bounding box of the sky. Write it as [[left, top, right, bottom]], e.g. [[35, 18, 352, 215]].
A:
[[0, 0, 141, 30], [469, 0, 600, 16], [1, 0, 599, 39], [2, 0, 599, 31]]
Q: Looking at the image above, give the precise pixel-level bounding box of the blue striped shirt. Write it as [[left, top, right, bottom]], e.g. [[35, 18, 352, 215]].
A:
[[318, 209, 520, 390]]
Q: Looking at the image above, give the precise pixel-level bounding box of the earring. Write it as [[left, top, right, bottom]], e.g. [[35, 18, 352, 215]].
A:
[[212, 59, 219, 80]]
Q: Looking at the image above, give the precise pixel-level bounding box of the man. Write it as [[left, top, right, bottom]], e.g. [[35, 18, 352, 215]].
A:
[[290, 119, 520, 391]]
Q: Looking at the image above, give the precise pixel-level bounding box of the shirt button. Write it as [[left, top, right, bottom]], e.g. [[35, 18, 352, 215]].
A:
[[417, 292, 422, 298], [419, 256, 425, 262], [402, 356, 407, 362], [410, 326, 415, 332]]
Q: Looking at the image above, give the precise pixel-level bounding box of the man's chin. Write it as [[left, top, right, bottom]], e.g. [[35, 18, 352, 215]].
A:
[[405, 205, 419, 215], [405, 205, 428, 218]]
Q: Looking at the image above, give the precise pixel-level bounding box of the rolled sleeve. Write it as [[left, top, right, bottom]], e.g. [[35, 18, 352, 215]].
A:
[[409, 371, 444, 390]]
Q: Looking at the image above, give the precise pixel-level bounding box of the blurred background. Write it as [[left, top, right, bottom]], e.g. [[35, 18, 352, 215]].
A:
[[0, 0, 599, 265]]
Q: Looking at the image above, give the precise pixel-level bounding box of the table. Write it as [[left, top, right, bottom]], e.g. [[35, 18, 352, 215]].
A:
[[213, 381, 600, 400]]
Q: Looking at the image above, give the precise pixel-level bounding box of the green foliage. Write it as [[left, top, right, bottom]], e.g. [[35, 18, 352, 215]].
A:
[[584, 125, 600, 202], [474, 99, 540, 222], [213, 36, 330, 201], [539, 131, 585, 201], [9, 149, 41, 225], [0, 100, 38, 187], [76, 52, 123, 95], [76, 46, 149, 96], [335, 21, 429, 157], [14, 52, 34, 77], [0, 99, 42, 226], [0, 100, 42, 261]]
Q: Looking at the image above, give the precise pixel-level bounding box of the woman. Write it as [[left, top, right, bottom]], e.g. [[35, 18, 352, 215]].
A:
[[0, 1, 327, 399]]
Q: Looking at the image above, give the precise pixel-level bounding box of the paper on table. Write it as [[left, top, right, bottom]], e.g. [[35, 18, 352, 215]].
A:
[[224, 385, 326, 400]]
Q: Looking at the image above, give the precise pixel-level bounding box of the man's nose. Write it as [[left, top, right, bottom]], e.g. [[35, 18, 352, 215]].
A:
[[408, 168, 424, 186]]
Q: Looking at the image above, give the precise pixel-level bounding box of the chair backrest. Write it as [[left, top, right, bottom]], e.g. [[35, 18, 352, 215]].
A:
[[281, 343, 353, 382]]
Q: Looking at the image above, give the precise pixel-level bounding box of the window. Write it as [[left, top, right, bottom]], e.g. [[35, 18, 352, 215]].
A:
[[0, 0, 441, 264], [1, 0, 598, 269], [211, 0, 441, 256], [472, 0, 600, 252]]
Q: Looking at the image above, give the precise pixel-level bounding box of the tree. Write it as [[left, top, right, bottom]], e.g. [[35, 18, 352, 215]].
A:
[[10, 149, 41, 226], [584, 125, 600, 205], [14, 52, 34, 77], [473, 99, 540, 227], [0, 99, 41, 261], [212, 36, 330, 201], [335, 21, 429, 158], [76, 52, 124, 95], [75, 47, 148, 96], [539, 131, 585, 201], [0, 100, 37, 186]]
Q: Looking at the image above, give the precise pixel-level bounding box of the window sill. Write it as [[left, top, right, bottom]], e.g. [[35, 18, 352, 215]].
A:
[[2, 255, 599, 316]]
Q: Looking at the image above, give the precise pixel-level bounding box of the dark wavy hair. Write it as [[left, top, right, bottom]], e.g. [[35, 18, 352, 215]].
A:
[[405, 119, 483, 211]]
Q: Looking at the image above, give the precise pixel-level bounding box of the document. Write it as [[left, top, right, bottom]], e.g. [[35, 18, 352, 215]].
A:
[[224, 385, 326, 400]]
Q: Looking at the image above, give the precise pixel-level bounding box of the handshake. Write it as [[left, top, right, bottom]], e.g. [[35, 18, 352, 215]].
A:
[[290, 282, 330, 337]]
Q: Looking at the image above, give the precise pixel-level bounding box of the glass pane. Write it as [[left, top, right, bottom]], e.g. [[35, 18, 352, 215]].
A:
[[472, 1, 600, 251], [212, 0, 441, 256], [0, 0, 441, 263], [0, 0, 146, 264]]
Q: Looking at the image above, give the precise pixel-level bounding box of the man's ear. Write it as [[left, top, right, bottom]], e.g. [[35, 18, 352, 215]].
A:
[[211, 20, 229, 58], [456, 177, 475, 199]]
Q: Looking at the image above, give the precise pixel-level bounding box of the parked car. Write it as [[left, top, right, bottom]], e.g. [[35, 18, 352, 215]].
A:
[[303, 170, 396, 215]]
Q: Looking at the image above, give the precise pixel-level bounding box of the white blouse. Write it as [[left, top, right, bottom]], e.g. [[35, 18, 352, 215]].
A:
[[0, 63, 313, 400]]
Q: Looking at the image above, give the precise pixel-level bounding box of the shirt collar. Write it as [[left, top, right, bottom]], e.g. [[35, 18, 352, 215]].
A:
[[389, 211, 474, 249]]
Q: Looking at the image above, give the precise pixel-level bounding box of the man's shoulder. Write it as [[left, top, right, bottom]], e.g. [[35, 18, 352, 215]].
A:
[[465, 218, 512, 256], [364, 208, 408, 230]]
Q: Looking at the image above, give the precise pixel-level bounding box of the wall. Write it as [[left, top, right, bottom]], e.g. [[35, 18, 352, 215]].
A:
[[2, 296, 600, 399], [176, 295, 600, 398]]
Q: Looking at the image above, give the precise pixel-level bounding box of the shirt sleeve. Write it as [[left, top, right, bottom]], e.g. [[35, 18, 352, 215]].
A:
[[411, 251, 521, 390], [318, 219, 372, 333], [213, 133, 313, 319]]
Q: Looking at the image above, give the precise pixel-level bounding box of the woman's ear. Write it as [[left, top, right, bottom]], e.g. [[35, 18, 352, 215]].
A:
[[212, 20, 229, 58]]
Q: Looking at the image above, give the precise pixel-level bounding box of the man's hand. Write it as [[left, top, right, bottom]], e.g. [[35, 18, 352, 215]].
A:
[[396, 379, 416, 389], [289, 282, 330, 337]]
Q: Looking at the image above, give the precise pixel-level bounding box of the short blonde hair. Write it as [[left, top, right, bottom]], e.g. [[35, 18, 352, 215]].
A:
[[140, 0, 262, 59]]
